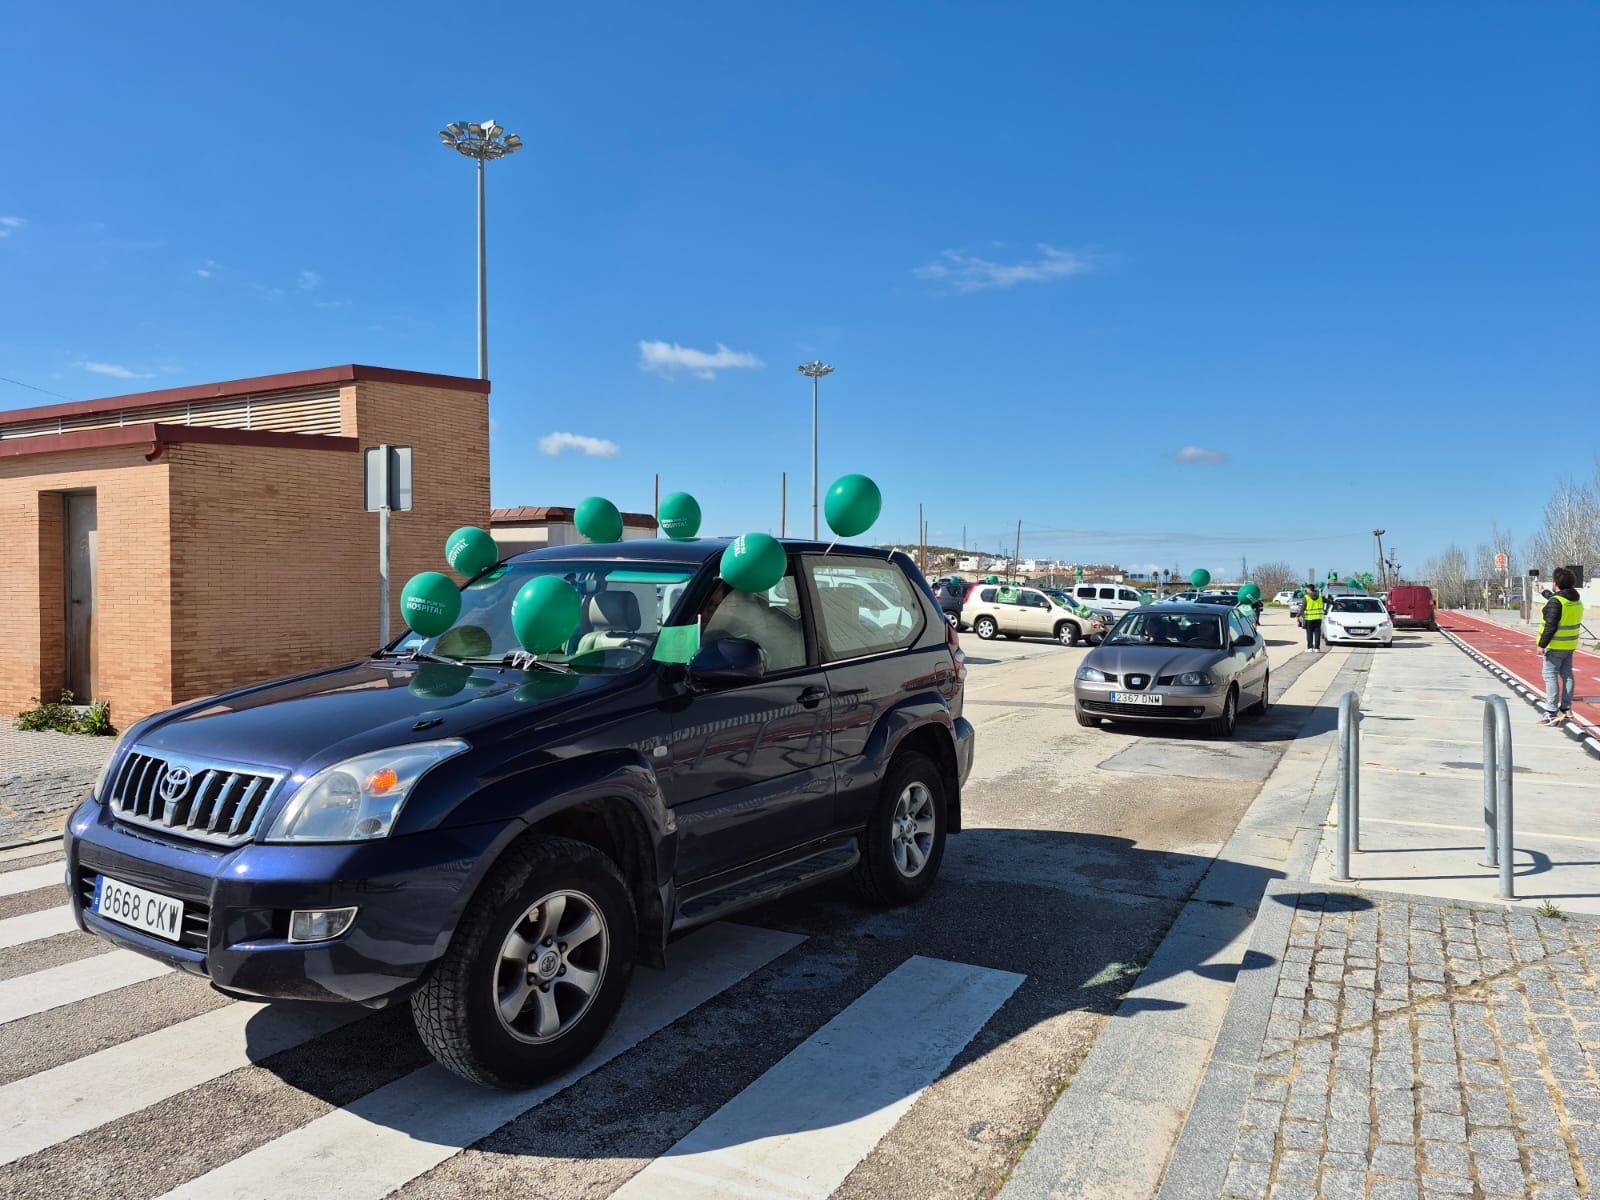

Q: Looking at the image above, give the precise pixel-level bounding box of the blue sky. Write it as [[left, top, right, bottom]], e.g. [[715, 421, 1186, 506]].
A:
[[3, 3, 1595, 580]]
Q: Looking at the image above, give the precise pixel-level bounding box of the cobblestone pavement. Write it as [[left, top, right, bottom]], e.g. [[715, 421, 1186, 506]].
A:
[[0, 724, 112, 845], [1222, 892, 1600, 1200]]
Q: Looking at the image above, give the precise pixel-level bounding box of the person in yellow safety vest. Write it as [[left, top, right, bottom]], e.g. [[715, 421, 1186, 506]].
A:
[[1302, 585, 1325, 651], [1538, 566, 1584, 726]]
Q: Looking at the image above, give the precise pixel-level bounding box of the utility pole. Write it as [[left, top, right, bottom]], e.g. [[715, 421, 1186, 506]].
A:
[[1373, 529, 1387, 590], [918, 503, 925, 574], [780, 471, 787, 537], [653, 473, 660, 529], [1014, 520, 1023, 584]]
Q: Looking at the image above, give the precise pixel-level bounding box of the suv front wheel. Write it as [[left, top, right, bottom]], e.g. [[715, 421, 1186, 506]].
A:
[[411, 835, 636, 1088], [854, 751, 948, 905], [1055, 621, 1080, 646]]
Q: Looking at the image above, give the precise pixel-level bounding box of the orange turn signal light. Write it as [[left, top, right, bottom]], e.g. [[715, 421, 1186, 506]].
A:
[[365, 768, 400, 795]]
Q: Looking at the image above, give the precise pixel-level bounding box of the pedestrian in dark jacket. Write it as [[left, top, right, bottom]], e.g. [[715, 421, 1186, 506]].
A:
[[1537, 567, 1584, 726]]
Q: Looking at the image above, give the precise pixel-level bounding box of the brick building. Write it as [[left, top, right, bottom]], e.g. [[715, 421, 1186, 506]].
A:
[[489, 505, 657, 555], [1, 365, 489, 725]]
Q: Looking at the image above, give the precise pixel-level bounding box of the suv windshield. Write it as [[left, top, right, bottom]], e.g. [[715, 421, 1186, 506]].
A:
[[1331, 597, 1384, 613], [1106, 611, 1225, 649], [393, 561, 696, 672]]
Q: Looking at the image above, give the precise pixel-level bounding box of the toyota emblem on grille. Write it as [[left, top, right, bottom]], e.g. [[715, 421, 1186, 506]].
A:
[[159, 766, 192, 803]]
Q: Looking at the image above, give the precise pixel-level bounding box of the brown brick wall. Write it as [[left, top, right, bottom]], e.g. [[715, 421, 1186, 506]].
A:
[[0, 447, 174, 722], [0, 376, 489, 726]]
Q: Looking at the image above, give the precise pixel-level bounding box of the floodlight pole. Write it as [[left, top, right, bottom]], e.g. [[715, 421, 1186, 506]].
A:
[[797, 361, 834, 538], [476, 157, 487, 380], [438, 119, 523, 382]]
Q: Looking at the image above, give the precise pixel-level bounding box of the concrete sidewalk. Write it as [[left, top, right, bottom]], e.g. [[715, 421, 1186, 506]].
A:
[[1307, 631, 1600, 915]]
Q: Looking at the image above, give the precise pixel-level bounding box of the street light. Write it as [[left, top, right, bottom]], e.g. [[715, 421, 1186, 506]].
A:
[[796, 361, 834, 539], [438, 118, 523, 380]]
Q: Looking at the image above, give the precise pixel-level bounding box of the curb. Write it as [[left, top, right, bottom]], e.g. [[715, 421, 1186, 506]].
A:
[[1436, 623, 1600, 760], [0, 833, 64, 860]]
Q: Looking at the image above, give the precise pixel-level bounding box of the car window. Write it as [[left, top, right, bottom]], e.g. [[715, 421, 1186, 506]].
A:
[[807, 558, 922, 660], [1119, 588, 1140, 601], [1228, 611, 1250, 642], [1331, 598, 1384, 613], [1074, 586, 1093, 599], [701, 567, 807, 673], [1098, 587, 1117, 600], [1019, 590, 1047, 608], [1106, 611, 1224, 650]]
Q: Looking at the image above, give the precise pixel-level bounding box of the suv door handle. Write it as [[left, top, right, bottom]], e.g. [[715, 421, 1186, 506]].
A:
[[797, 686, 828, 708]]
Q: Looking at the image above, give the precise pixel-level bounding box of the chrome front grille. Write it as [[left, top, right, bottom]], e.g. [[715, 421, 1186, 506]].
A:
[[108, 751, 283, 846]]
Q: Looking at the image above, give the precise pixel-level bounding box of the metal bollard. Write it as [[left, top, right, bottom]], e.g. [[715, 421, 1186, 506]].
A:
[[1481, 698, 1500, 868], [1486, 695, 1515, 900], [1332, 691, 1360, 881]]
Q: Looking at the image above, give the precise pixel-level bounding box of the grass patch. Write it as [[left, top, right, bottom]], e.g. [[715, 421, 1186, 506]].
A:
[[1535, 899, 1566, 920]]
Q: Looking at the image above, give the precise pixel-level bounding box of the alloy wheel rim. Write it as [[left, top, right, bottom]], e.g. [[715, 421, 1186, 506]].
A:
[[892, 782, 936, 877], [493, 889, 609, 1044]]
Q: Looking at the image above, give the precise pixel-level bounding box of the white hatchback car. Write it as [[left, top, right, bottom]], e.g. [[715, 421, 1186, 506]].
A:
[[1322, 595, 1394, 647]]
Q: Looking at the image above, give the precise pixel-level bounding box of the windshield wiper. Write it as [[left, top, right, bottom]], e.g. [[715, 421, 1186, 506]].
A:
[[462, 652, 576, 675], [373, 647, 459, 666]]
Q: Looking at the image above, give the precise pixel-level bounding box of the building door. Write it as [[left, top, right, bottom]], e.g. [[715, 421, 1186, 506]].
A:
[[65, 492, 98, 700]]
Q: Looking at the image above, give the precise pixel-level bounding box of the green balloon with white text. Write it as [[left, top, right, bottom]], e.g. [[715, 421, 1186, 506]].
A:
[[576, 496, 624, 544], [720, 533, 787, 593], [445, 526, 499, 578], [400, 572, 461, 637], [659, 492, 702, 540]]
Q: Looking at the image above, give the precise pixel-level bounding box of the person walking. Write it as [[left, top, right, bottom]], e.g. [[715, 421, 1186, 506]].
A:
[[1537, 567, 1584, 726], [1302, 584, 1325, 651]]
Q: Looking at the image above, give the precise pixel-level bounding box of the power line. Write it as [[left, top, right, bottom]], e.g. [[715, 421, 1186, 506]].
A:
[[0, 374, 72, 401]]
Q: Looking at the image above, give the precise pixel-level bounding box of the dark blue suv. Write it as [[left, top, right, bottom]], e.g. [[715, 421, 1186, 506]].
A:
[[65, 539, 973, 1087]]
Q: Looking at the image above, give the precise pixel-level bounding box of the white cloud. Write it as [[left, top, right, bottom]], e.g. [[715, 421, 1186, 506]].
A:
[[1173, 446, 1228, 465], [539, 431, 620, 458], [72, 361, 156, 380], [639, 340, 763, 381], [914, 243, 1093, 293], [0, 217, 24, 239], [313, 299, 351, 309], [298, 270, 320, 290], [193, 259, 220, 279]]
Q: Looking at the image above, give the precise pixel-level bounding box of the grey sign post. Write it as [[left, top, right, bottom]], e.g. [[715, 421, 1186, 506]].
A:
[[364, 445, 413, 645]]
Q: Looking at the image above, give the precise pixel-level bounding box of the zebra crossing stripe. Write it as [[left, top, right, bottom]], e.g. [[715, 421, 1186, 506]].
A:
[[0, 949, 169, 1025], [0, 905, 77, 950], [611, 955, 1025, 1200], [157, 922, 805, 1200], [0, 862, 66, 897], [0, 998, 363, 1166], [0, 843, 60, 864]]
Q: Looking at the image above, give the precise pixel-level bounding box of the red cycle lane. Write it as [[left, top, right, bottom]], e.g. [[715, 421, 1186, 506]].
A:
[[1437, 609, 1600, 741]]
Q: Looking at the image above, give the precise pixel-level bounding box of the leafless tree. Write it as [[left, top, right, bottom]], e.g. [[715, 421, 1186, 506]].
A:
[[1528, 470, 1600, 578], [1253, 560, 1297, 602], [1433, 544, 1470, 608]]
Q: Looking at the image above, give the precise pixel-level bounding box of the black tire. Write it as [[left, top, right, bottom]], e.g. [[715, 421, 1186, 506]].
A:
[[853, 751, 947, 906], [411, 835, 636, 1089], [1076, 703, 1100, 728], [1055, 621, 1080, 646], [1211, 687, 1238, 738], [1249, 669, 1271, 717], [974, 616, 998, 640]]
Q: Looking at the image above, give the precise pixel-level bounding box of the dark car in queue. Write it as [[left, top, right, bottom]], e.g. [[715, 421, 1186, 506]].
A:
[[64, 539, 973, 1088], [1073, 601, 1270, 736]]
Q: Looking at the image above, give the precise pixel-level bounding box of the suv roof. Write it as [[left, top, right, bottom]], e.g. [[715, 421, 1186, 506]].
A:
[[510, 537, 894, 566]]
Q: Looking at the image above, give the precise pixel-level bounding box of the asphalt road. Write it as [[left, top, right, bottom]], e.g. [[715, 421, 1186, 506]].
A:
[[0, 611, 1332, 1200]]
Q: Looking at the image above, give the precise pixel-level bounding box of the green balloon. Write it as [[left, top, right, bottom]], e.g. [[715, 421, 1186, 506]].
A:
[[1239, 583, 1262, 602], [576, 496, 624, 544], [823, 474, 882, 539], [514, 673, 582, 703], [400, 572, 461, 637], [445, 526, 499, 578], [720, 533, 787, 593], [512, 576, 582, 654], [658, 491, 702, 540], [1190, 568, 1212, 590]]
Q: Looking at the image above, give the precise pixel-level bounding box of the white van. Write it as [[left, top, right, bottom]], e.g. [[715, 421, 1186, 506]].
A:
[[1071, 582, 1145, 614]]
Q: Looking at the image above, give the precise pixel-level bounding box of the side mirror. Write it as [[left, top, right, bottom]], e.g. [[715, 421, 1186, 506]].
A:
[[1234, 635, 1257, 649], [687, 638, 766, 688]]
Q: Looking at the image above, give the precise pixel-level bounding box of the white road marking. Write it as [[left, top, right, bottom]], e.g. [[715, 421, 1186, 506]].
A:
[[0, 905, 78, 950], [158, 922, 805, 1200], [0, 862, 66, 897], [0, 999, 363, 1166], [0, 949, 170, 1025], [611, 954, 1025, 1200], [0, 843, 61, 864]]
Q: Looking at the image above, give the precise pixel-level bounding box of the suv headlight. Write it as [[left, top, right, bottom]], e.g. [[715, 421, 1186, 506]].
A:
[[1078, 666, 1109, 682], [1175, 672, 1214, 686], [265, 740, 469, 843]]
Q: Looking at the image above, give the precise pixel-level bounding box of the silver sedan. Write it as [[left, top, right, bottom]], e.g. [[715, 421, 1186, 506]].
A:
[[1073, 603, 1270, 737]]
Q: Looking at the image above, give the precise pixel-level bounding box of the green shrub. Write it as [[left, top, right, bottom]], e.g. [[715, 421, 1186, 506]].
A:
[[13, 691, 116, 736]]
